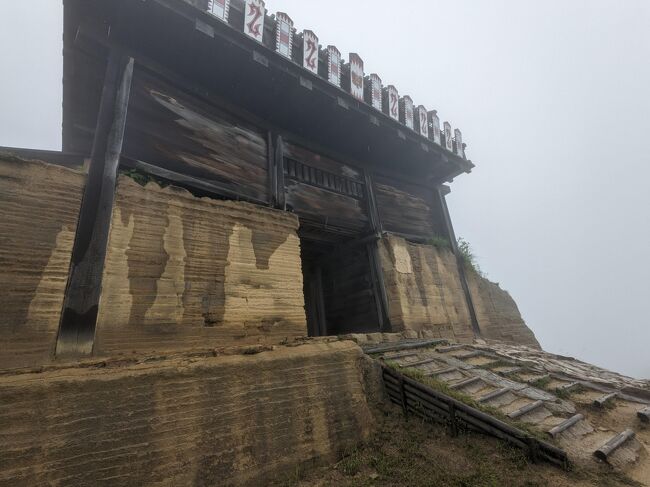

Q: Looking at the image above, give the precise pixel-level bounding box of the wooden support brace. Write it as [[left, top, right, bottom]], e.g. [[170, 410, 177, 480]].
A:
[[56, 52, 134, 357], [427, 366, 458, 377]]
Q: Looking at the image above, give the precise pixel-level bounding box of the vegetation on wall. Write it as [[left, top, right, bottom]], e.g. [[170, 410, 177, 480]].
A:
[[427, 235, 451, 250], [457, 237, 483, 276]]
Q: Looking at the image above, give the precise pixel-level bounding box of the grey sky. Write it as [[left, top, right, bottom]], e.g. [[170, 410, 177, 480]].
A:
[[1, 1, 648, 378]]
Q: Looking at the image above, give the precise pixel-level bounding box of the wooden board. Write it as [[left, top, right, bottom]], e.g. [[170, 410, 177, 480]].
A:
[[374, 175, 437, 239], [123, 67, 269, 203], [283, 143, 369, 232]]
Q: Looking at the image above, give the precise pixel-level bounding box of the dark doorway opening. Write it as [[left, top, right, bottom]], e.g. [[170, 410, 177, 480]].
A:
[[299, 226, 383, 337]]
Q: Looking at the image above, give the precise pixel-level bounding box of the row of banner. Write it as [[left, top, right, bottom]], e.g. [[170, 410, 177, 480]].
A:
[[206, 0, 466, 158]]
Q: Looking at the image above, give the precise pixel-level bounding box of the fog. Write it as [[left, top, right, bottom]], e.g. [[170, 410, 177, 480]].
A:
[[1, 1, 648, 378]]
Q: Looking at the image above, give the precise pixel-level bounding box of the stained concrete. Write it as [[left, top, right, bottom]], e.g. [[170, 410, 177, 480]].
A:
[[0, 157, 85, 369], [379, 235, 540, 348], [0, 341, 374, 487], [95, 176, 307, 357]]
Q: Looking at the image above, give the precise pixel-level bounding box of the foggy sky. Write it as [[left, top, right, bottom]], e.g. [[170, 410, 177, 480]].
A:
[[1, 1, 648, 378]]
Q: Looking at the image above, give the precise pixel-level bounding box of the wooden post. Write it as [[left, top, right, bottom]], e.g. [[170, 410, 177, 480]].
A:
[[363, 171, 391, 332], [435, 186, 481, 337], [55, 52, 134, 357], [275, 134, 286, 210]]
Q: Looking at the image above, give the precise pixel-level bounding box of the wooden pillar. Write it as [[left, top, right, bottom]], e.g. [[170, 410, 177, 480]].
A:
[[274, 134, 286, 210], [435, 187, 482, 337], [363, 171, 391, 332], [55, 52, 135, 357]]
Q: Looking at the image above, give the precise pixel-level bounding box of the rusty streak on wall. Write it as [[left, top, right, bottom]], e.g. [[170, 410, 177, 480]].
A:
[[379, 235, 539, 348], [94, 175, 307, 357], [0, 341, 374, 486], [0, 157, 85, 369]]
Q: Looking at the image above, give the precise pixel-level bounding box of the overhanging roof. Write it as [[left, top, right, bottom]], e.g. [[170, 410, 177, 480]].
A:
[[63, 0, 474, 185]]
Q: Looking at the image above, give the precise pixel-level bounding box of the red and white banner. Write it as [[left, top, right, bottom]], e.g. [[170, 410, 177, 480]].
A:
[[302, 30, 319, 74], [428, 111, 441, 145], [275, 12, 293, 59], [369, 74, 382, 111], [349, 54, 364, 100], [444, 122, 453, 151], [401, 96, 414, 130], [244, 0, 265, 42], [454, 129, 464, 157], [207, 0, 230, 21], [327, 46, 341, 87], [384, 85, 399, 121], [416, 105, 428, 138]]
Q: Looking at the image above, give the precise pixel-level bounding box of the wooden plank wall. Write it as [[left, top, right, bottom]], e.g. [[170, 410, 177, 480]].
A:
[[123, 68, 270, 203], [283, 143, 369, 233], [321, 247, 380, 335], [374, 175, 437, 239]]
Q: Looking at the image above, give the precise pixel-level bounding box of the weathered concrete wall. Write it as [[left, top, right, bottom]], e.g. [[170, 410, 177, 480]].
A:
[[0, 157, 85, 369], [379, 235, 539, 348], [467, 273, 541, 348], [0, 341, 374, 486], [94, 176, 307, 357], [378, 235, 475, 343]]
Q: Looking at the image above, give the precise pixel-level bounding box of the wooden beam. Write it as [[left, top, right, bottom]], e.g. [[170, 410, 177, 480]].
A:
[[275, 134, 286, 210], [55, 52, 135, 357], [435, 186, 481, 337]]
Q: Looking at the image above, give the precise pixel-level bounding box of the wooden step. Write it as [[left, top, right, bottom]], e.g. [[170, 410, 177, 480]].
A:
[[478, 387, 511, 403], [594, 429, 635, 461], [401, 357, 438, 368], [548, 414, 584, 438], [450, 376, 482, 390], [508, 400, 545, 420], [592, 392, 618, 409]]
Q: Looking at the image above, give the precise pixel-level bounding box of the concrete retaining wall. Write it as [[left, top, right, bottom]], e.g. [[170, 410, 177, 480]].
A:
[[379, 235, 539, 348], [0, 341, 374, 486], [0, 157, 85, 369], [94, 176, 307, 357]]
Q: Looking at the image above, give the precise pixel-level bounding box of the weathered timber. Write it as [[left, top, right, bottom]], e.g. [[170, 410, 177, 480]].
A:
[[275, 134, 286, 209], [56, 52, 134, 356], [593, 393, 618, 409], [594, 429, 636, 461], [428, 367, 459, 377], [382, 365, 569, 469], [508, 400, 545, 420], [637, 407, 650, 423], [479, 387, 512, 403], [450, 376, 482, 390], [0, 147, 87, 169], [548, 414, 584, 438], [363, 339, 448, 355], [120, 157, 267, 205], [374, 175, 436, 239], [400, 357, 439, 368], [435, 186, 481, 336], [123, 68, 270, 203]]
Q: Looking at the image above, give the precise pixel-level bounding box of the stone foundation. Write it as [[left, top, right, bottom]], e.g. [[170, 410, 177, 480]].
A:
[[0, 341, 374, 486]]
